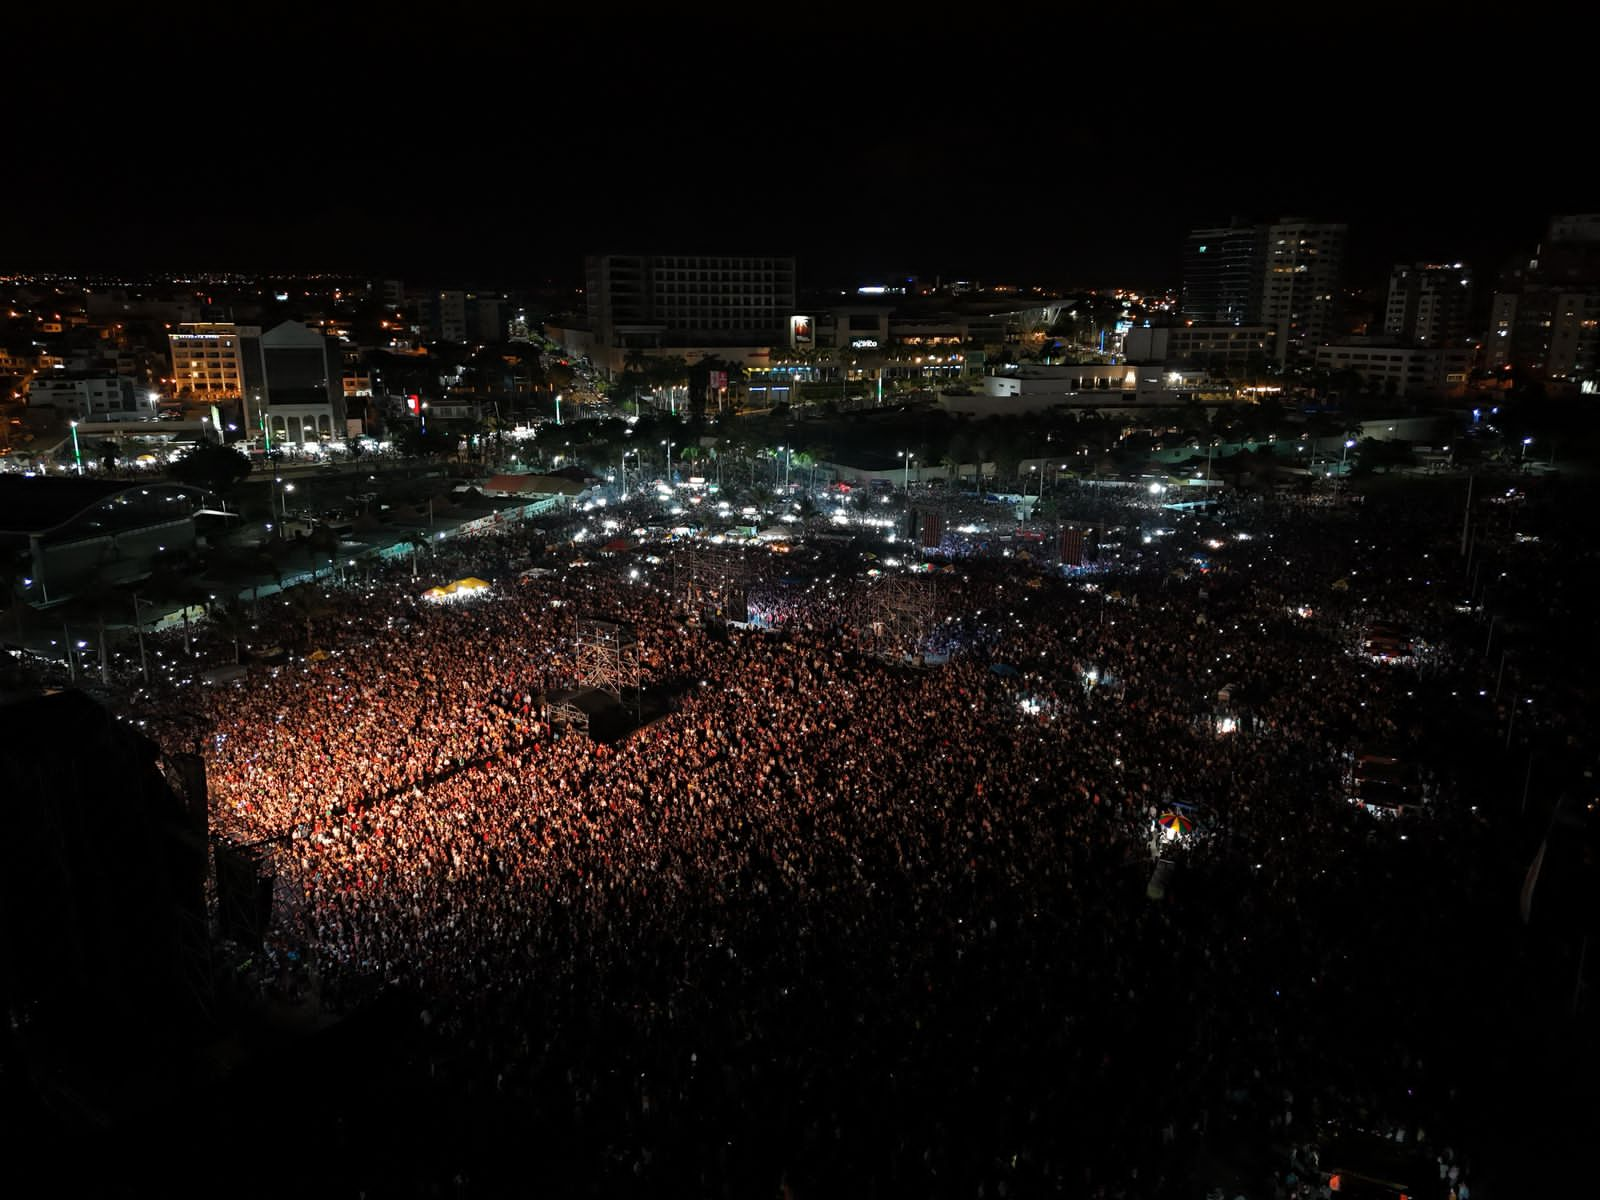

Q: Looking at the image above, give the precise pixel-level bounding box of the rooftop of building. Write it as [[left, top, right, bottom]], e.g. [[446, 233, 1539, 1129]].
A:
[[0, 476, 196, 536]]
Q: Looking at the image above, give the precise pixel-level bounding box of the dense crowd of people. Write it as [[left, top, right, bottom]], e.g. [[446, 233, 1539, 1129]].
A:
[[113, 479, 1592, 1197]]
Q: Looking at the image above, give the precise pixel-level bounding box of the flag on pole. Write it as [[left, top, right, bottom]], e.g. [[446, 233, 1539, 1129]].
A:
[[1520, 838, 1547, 925]]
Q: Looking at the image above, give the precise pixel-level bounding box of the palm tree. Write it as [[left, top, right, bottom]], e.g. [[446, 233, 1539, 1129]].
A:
[[853, 345, 888, 404], [832, 345, 856, 406], [721, 361, 748, 413], [407, 531, 430, 579], [250, 549, 282, 618], [282, 583, 335, 648], [210, 599, 249, 664]]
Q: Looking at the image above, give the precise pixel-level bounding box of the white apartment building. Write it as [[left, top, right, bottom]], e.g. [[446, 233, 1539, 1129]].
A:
[[1384, 263, 1474, 346], [27, 373, 155, 421], [1313, 342, 1473, 397]]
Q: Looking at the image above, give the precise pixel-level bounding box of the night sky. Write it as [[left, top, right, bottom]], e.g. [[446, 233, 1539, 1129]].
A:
[[4, 13, 1583, 292]]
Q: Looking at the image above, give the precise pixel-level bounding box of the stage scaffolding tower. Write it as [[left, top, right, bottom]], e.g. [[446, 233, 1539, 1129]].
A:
[[672, 541, 762, 620], [859, 570, 938, 658], [575, 614, 642, 707]]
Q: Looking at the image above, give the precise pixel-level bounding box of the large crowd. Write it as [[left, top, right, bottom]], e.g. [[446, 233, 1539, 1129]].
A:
[[116, 479, 1589, 1198]]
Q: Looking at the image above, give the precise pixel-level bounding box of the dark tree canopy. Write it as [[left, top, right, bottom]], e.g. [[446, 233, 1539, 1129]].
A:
[[168, 444, 251, 493]]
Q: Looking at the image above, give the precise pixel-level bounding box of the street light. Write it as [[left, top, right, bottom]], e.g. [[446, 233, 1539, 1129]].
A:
[[661, 438, 674, 481], [1340, 438, 1356, 476], [620, 447, 639, 498], [1521, 435, 1533, 468], [132, 592, 150, 684], [69, 419, 83, 475], [898, 448, 915, 491]]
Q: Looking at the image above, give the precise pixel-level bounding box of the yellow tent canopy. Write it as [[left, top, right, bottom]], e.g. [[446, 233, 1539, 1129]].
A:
[[423, 577, 492, 600]]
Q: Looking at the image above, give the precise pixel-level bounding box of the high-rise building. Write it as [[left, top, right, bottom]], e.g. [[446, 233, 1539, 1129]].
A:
[[416, 290, 504, 343], [168, 322, 248, 401], [1259, 219, 1347, 363], [1181, 222, 1266, 326], [1485, 215, 1600, 391], [583, 253, 796, 374], [1123, 324, 1277, 373], [1383, 263, 1474, 347]]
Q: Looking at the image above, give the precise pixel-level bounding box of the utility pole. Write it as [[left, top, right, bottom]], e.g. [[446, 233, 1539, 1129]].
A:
[[1460, 471, 1474, 556], [133, 593, 149, 684]]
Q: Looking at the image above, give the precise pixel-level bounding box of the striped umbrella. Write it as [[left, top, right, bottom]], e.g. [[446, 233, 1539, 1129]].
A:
[[1158, 811, 1195, 835]]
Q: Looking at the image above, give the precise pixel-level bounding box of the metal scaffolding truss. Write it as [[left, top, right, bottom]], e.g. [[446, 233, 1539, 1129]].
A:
[[543, 694, 591, 737], [860, 571, 938, 653], [673, 541, 763, 614], [573, 615, 642, 699]]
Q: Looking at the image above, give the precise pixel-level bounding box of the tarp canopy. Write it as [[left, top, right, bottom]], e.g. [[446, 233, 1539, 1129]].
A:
[[423, 577, 492, 600], [483, 474, 584, 497]]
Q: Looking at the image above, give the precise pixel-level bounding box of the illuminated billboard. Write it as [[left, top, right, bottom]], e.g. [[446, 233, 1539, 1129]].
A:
[[790, 315, 814, 349]]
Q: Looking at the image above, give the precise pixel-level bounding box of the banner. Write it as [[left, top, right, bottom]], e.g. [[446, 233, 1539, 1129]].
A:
[[1059, 528, 1085, 566]]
